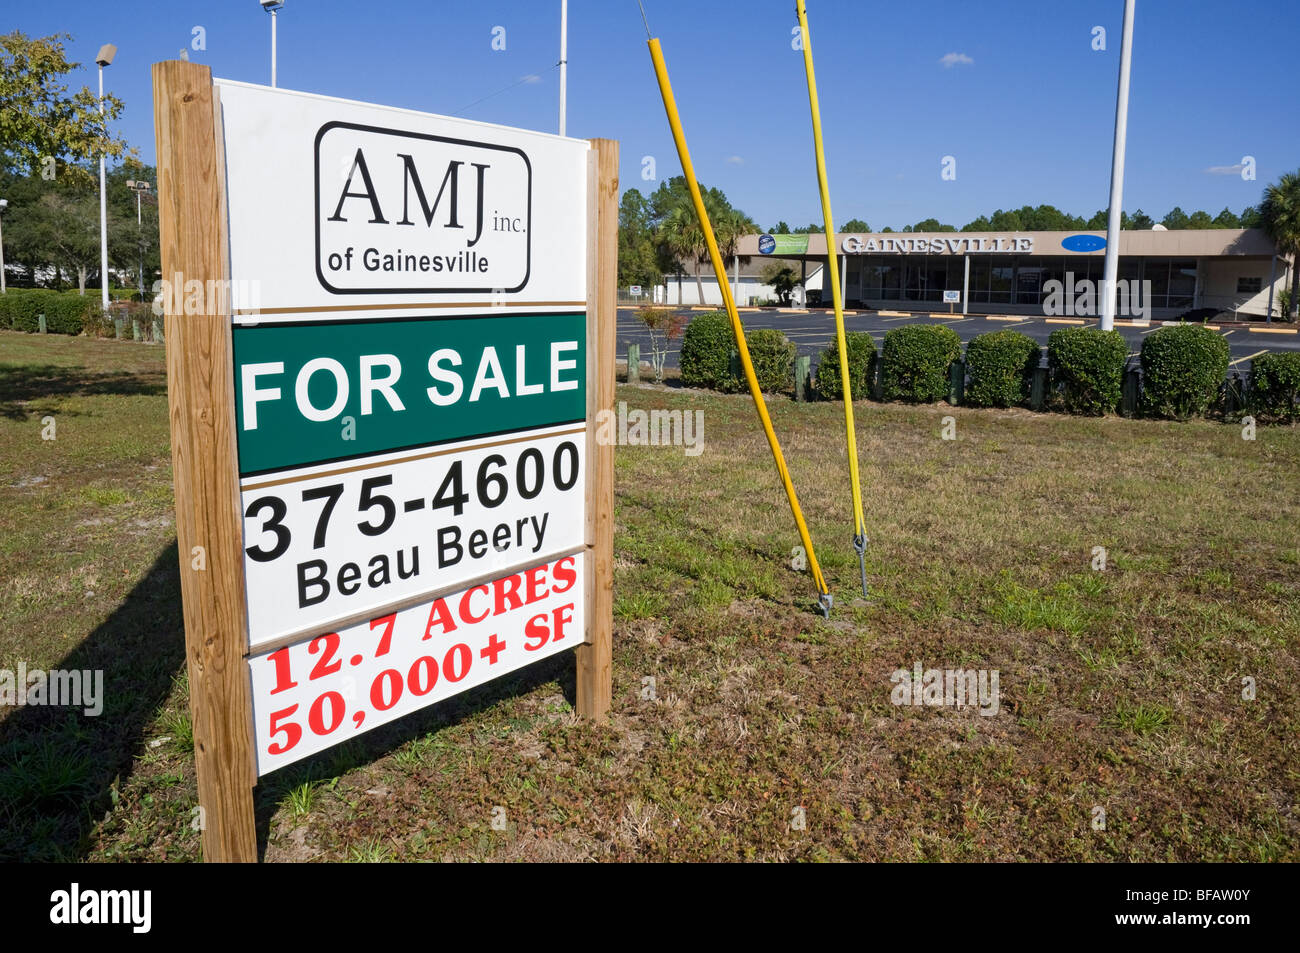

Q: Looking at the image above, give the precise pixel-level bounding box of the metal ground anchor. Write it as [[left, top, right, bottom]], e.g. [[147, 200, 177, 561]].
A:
[[817, 592, 834, 618], [853, 533, 869, 598]]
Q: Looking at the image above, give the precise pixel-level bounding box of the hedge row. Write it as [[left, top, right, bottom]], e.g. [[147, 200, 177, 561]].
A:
[[0, 290, 162, 339], [674, 312, 1290, 421], [0, 289, 102, 335]]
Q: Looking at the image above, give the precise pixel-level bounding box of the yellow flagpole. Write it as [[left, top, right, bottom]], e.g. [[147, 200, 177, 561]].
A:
[[796, 0, 869, 597], [646, 34, 832, 612]]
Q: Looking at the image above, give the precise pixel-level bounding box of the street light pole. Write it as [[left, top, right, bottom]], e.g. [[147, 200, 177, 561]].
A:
[[1100, 0, 1136, 331], [127, 179, 151, 300], [559, 0, 568, 136], [262, 1, 285, 88], [0, 198, 8, 295], [96, 44, 116, 314]]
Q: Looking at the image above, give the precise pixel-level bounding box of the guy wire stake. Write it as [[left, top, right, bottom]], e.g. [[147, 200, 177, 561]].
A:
[[818, 592, 834, 619], [853, 533, 869, 599]]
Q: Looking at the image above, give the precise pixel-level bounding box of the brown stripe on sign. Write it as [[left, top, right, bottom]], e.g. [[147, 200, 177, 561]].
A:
[[232, 300, 586, 316], [240, 425, 587, 491]]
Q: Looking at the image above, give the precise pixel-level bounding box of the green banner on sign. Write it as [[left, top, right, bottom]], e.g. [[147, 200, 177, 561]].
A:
[[768, 235, 810, 255], [233, 313, 586, 475]]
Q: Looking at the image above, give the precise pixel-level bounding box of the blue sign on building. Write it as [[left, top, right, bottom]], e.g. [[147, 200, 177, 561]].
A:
[[1062, 234, 1107, 253]]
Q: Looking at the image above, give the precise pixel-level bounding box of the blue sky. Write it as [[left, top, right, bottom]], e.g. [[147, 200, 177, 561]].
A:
[[11, 0, 1297, 230]]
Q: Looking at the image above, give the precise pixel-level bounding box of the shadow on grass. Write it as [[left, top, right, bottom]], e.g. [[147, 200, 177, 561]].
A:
[[0, 538, 579, 861], [0, 363, 167, 421], [0, 543, 186, 861]]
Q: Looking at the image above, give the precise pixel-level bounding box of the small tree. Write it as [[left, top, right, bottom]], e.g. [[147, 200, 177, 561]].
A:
[[761, 263, 798, 305], [638, 307, 686, 382], [1260, 170, 1300, 321], [0, 32, 130, 178]]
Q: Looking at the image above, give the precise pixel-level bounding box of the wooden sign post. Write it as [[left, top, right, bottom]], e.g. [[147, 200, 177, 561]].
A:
[[153, 60, 615, 862]]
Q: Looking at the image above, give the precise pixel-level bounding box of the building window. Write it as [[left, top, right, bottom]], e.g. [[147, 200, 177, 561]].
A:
[[1237, 276, 1263, 294]]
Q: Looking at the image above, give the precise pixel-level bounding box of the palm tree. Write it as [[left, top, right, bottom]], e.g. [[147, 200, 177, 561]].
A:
[[714, 207, 758, 301], [658, 204, 707, 304], [1260, 170, 1300, 320]]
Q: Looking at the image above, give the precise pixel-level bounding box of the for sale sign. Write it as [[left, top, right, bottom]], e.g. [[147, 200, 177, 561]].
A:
[[154, 59, 613, 860], [203, 80, 604, 775]]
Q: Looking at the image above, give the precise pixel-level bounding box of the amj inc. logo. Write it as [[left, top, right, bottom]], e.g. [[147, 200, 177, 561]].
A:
[[315, 122, 532, 295]]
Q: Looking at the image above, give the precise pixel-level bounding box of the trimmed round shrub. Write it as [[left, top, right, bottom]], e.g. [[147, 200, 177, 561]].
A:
[[1250, 352, 1300, 421], [880, 324, 961, 403], [1047, 326, 1127, 415], [1139, 324, 1229, 420], [678, 311, 734, 388], [815, 331, 875, 401], [964, 330, 1040, 407], [740, 328, 796, 393]]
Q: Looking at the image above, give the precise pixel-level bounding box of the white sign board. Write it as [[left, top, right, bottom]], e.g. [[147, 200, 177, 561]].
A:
[[214, 80, 588, 321], [943, 290, 960, 303]]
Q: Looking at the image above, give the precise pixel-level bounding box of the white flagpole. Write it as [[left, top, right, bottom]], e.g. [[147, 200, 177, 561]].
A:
[[1101, 0, 1136, 331]]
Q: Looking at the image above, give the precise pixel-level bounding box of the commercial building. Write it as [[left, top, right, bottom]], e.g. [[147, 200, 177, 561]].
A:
[[651, 255, 823, 307], [733, 228, 1292, 319]]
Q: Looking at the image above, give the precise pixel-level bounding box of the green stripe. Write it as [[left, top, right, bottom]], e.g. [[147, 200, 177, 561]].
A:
[[233, 313, 586, 475]]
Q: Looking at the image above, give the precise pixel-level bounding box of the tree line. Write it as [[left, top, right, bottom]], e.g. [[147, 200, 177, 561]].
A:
[[619, 177, 757, 303], [766, 204, 1263, 236]]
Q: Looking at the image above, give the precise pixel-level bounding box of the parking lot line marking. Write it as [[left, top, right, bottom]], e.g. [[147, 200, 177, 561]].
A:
[[1230, 349, 1269, 366], [1249, 325, 1298, 334], [1220, 329, 1236, 337], [1140, 325, 1163, 334], [986, 315, 1027, 322], [881, 315, 914, 322]]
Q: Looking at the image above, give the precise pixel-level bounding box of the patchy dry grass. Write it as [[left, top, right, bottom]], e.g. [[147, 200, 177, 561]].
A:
[[0, 329, 1296, 861]]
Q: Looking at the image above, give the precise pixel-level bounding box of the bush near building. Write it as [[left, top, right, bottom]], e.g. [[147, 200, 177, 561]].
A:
[[678, 311, 735, 389], [679, 313, 794, 394], [1047, 326, 1128, 416], [1139, 324, 1230, 420], [815, 331, 875, 401], [741, 328, 796, 394], [880, 324, 961, 403], [1250, 352, 1300, 421], [964, 330, 1040, 408]]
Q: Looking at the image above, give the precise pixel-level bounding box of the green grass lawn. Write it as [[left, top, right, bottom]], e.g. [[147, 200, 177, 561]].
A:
[[1, 328, 1296, 861]]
